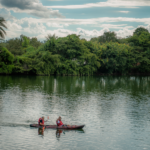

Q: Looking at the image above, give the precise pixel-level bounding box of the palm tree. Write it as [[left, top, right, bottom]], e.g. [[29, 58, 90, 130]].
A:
[[45, 34, 58, 41], [0, 17, 7, 40]]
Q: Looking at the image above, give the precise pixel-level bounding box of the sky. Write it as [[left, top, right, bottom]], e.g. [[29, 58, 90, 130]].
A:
[[0, 0, 150, 40]]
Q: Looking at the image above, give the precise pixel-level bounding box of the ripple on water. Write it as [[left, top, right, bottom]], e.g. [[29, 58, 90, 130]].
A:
[[0, 76, 150, 150]]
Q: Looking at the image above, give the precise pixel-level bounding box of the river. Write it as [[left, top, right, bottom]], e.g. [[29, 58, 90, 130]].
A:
[[0, 75, 150, 150]]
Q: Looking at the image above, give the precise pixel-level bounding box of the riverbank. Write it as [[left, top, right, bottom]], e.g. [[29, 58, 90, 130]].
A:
[[1, 72, 150, 76]]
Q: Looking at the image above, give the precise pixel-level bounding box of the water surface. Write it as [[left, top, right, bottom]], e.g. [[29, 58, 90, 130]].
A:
[[0, 76, 150, 150]]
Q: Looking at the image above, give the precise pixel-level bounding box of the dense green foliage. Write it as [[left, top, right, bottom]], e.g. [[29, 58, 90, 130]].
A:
[[0, 27, 150, 75], [127, 31, 150, 73], [0, 46, 14, 73], [91, 31, 118, 43], [133, 27, 149, 36], [94, 42, 132, 74]]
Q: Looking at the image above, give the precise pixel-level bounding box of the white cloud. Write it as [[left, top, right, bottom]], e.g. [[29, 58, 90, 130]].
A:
[[99, 24, 133, 29], [46, 22, 69, 28], [6, 30, 21, 39], [3, 24, 141, 41], [118, 11, 129, 13], [47, 0, 150, 9], [0, 8, 15, 20], [5, 25, 149, 41], [7, 21, 22, 31], [76, 27, 135, 40], [13, 17, 150, 26], [116, 28, 134, 38], [4, 17, 150, 40], [47, 23, 63, 28]]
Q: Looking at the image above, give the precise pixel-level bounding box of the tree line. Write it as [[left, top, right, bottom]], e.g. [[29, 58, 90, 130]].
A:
[[0, 17, 150, 75]]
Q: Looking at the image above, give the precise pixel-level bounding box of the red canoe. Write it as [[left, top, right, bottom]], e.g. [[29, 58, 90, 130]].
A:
[[30, 124, 85, 129]]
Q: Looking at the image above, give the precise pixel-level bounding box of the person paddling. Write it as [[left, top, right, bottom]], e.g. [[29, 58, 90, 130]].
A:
[[56, 116, 64, 127], [38, 117, 45, 126]]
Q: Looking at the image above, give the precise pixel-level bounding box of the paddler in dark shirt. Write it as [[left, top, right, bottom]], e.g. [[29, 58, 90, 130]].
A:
[[38, 117, 45, 126]]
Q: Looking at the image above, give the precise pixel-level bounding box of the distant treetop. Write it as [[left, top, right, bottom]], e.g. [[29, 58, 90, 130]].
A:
[[133, 27, 149, 36]]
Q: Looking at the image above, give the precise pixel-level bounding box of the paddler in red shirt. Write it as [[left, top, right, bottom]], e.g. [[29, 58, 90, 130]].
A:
[[38, 117, 45, 126], [56, 116, 64, 127]]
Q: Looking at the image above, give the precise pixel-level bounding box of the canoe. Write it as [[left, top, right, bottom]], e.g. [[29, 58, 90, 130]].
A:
[[30, 124, 84, 129]]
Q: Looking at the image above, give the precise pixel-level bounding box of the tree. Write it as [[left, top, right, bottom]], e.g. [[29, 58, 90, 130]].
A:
[[90, 37, 99, 43], [22, 36, 30, 48], [30, 37, 42, 48], [45, 34, 58, 41], [94, 42, 132, 74], [0, 17, 7, 40], [98, 31, 118, 43], [0, 47, 14, 74], [128, 31, 150, 51], [6, 38, 24, 56], [133, 27, 149, 36]]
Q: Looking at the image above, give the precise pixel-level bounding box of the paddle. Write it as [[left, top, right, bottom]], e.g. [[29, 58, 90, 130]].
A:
[[46, 116, 55, 124]]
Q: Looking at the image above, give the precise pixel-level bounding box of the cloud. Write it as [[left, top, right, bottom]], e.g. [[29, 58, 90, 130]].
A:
[[0, 0, 63, 18], [7, 21, 22, 31], [47, 0, 150, 9], [46, 23, 63, 28], [118, 11, 129, 13], [4, 23, 149, 41], [6, 30, 21, 39], [5, 17, 149, 40], [4, 16, 150, 40], [46, 22, 69, 28], [4, 21, 144, 41], [76, 26, 135, 40], [99, 24, 133, 29], [14, 17, 150, 26], [42, 27, 133, 40], [0, 8, 15, 20]]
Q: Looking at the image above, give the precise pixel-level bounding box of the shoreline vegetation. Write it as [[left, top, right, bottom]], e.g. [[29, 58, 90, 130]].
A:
[[0, 23, 150, 76]]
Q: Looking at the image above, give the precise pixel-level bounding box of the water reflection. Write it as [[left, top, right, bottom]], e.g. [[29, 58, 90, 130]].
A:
[[38, 127, 45, 137], [37, 127, 85, 140], [1, 76, 150, 96], [56, 129, 85, 140], [56, 129, 63, 139]]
